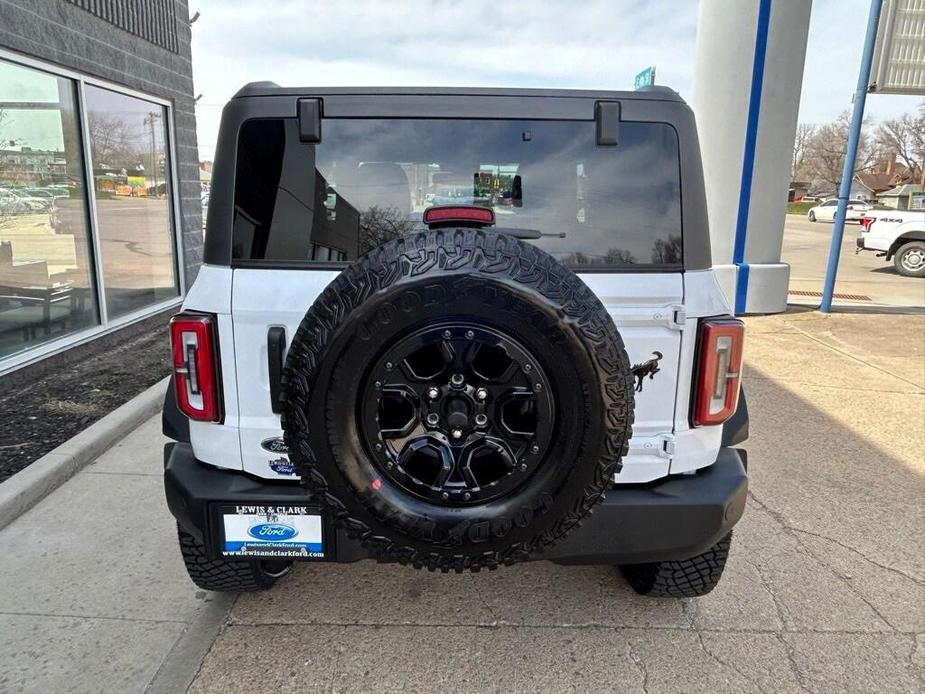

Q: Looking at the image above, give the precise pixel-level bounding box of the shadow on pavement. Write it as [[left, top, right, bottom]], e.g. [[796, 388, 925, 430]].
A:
[[187, 357, 925, 694]]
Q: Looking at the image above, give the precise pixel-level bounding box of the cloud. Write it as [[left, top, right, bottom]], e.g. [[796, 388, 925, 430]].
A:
[[189, 0, 921, 160], [189, 0, 696, 158], [799, 0, 921, 125]]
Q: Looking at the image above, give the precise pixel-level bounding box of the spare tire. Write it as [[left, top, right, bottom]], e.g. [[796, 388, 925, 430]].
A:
[[281, 229, 634, 572]]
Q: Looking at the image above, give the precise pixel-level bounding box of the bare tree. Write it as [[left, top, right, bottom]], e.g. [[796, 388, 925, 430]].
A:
[[86, 112, 136, 167], [803, 110, 876, 188], [0, 108, 22, 231], [358, 205, 416, 254], [604, 248, 636, 265], [651, 235, 682, 265], [563, 248, 636, 266], [0, 107, 10, 142], [874, 102, 925, 182], [791, 123, 815, 180], [0, 107, 25, 171]]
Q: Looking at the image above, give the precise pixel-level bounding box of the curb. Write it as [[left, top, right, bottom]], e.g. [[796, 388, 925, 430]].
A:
[[0, 376, 169, 531]]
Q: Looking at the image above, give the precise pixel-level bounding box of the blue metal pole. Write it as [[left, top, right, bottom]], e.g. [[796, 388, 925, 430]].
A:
[[820, 0, 883, 313], [732, 0, 772, 315]]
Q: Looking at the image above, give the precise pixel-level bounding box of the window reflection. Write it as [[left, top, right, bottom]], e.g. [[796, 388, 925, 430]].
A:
[[0, 59, 98, 359], [84, 85, 178, 318], [232, 118, 683, 267]]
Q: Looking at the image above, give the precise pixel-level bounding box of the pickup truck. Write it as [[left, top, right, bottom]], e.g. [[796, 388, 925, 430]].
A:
[[856, 209, 925, 277]]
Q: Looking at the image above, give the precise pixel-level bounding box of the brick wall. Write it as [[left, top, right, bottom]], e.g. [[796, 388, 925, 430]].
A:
[[0, 0, 203, 283]]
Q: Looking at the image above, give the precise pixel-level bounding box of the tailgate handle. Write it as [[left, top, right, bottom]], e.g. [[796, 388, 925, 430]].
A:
[[267, 327, 286, 414]]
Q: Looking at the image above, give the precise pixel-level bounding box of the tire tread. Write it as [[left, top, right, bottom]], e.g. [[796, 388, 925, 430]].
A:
[[282, 229, 634, 573], [620, 533, 733, 598], [177, 525, 280, 592]]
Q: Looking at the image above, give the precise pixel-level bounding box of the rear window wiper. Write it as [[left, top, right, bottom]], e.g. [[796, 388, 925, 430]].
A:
[[493, 228, 567, 240]]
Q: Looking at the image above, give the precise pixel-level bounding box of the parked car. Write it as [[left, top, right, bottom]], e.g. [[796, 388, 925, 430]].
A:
[[856, 210, 925, 277], [0, 188, 47, 214], [808, 198, 871, 223], [431, 184, 480, 206], [162, 84, 748, 597]]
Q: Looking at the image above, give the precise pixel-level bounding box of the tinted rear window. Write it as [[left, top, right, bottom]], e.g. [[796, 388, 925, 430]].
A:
[[232, 118, 682, 268]]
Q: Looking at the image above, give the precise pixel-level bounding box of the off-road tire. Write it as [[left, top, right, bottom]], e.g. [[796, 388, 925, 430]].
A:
[[893, 240, 925, 278], [282, 228, 634, 573], [177, 525, 291, 592], [619, 532, 732, 598]]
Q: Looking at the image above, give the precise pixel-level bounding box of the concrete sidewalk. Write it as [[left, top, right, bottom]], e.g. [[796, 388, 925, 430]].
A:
[[0, 417, 232, 694], [0, 307, 922, 693]]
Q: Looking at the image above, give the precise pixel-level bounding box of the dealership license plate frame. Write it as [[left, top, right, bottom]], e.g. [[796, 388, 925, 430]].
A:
[[211, 503, 329, 561]]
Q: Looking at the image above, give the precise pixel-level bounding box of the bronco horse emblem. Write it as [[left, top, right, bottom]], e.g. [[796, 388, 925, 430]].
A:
[[631, 351, 663, 393]]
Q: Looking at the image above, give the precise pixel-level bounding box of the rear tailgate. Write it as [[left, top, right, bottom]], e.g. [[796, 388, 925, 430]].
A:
[[232, 269, 684, 482]]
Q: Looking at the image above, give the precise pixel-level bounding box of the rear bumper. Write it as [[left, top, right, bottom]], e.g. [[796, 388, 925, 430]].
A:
[[164, 443, 747, 565], [857, 234, 892, 253]]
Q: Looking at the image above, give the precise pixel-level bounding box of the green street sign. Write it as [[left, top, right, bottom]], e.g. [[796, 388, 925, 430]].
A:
[[634, 66, 656, 90]]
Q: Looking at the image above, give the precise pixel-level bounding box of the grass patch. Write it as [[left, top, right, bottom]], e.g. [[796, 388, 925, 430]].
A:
[[787, 201, 814, 215]]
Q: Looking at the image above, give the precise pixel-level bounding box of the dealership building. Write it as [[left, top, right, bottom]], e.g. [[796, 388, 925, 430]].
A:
[[0, 0, 201, 374]]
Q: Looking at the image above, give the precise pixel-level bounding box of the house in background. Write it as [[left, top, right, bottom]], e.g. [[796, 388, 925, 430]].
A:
[[788, 181, 810, 201], [878, 184, 924, 210], [851, 172, 896, 202]]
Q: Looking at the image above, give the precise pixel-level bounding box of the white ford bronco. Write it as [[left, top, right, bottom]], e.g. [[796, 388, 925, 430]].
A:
[[163, 85, 749, 597]]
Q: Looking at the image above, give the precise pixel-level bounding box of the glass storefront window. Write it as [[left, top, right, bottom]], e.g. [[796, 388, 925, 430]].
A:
[[0, 60, 98, 360], [84, 85, 178, 319]]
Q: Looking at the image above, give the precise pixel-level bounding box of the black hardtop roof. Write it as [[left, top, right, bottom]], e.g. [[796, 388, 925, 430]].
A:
[[232, 81, 684, 103], [205, 80, 711, 270]]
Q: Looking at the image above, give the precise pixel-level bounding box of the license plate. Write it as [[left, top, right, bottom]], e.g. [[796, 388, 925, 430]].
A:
[[218, 504, 325, 559]]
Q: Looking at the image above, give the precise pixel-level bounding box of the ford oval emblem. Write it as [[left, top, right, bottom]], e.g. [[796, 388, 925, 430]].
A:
[[247, 523, 298, 541], [269, 458, 296, 475], [261, 437, 289, 454]]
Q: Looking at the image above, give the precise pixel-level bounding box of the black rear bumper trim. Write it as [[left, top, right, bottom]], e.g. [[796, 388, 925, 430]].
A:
[[164, 443, 747, 565]]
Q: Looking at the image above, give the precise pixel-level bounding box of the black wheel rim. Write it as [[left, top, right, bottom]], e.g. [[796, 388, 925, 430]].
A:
[[359, 322, 555, 506]]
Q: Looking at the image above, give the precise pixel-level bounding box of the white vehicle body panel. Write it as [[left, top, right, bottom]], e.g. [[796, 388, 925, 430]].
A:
[[181, 266, 242, 469], [858, 210, 925, 253], [180, 265, 733, 486]]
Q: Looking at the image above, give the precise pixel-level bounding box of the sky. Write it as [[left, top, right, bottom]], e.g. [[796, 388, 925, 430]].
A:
[[189, 0, 923, 161]]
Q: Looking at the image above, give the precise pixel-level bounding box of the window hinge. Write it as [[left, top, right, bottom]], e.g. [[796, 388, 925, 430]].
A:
[[670, 306, 686, 330]]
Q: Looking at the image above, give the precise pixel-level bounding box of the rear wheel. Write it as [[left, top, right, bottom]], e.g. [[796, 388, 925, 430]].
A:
[[177, 525, 292, 592], [894, 241, 925, 278], [619, 533, 732, 598]]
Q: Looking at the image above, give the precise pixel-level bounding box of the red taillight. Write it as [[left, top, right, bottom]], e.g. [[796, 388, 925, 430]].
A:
[[693, 317, 744, 427], [169, 313, 222, 422], [423, 205, 495, 226], [860, 216, 875, 231]]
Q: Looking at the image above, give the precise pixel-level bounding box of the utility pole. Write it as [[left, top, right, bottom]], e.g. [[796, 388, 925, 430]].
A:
[[819, 0, 883, 313], [144, 110, 160, 197]]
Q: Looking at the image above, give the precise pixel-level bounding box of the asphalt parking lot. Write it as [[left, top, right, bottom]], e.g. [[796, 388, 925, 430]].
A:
[[1, 307, 921, 693], [783, 214, 925, 308]]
